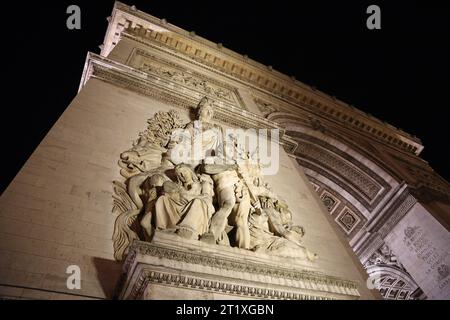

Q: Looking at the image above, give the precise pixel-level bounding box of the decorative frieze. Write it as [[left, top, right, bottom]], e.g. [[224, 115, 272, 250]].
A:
[[82, 53, 284, 134], [117, 234, 360, 300], [377, 192, 417, 238]]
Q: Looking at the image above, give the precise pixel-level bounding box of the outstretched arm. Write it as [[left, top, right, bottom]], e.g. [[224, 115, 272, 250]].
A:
[[266, 208, 288, 237], [202, 163, 237, 175]]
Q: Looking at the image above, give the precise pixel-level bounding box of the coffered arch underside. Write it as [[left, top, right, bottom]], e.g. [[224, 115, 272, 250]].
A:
[[365, 265, 423, 300], [269, 112, 399, 241]]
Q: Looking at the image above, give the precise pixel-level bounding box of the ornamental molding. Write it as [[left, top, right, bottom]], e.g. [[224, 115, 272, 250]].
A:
[[81, 53, 287, 135], [378, 195, 417, 238], [269, 112, 418, 181], [335, 207, 362, 235], [296, 141, 381, 201], [128, 48, 247, 110], [125, 241, 328, 284], [371, 189, 417, 238], [102, 2, 422, 156], [117, 237, 360, 300], [127, 269, 336, 300]]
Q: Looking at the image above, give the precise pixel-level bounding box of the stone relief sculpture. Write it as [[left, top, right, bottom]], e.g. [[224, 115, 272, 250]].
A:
[[364, 244, 405, 271], [153, 164, 213, 240], [248, 176, 318, 261], [201, 162, 252, 249], [118, 109, 184, 178], [112, 97, 318, 262], [140, 62, 233, 102]]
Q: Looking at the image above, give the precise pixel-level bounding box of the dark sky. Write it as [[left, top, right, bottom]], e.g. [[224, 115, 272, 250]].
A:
[[2, 0, 449, 194]]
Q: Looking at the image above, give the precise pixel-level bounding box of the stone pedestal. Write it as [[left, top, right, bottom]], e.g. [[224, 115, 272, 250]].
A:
[[116, 232, 360, 300]]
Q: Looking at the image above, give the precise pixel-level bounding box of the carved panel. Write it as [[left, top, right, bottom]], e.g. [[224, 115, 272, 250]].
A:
[[306, 176, 367, 239], [335, 207, 361, 235], [129, 49, 247, 110], [110, 96, 318, 263], [320, 190, 341, 214], [377, 192, 417, 238], [375, 274, 423, 300]]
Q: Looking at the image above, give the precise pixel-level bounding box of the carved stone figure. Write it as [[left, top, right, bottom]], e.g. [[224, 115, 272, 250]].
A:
[[202, 162, 251, 249], [112, 170, 169, 260], [154, 164, 214, 240], [165, 97, 223, 167], [139, 173, 168, 241], [119, 110, 183, 178], [365, 244, 405, 270], [199, 130, 256, 249], [112, 98, 318, 263], [164, 98, 252, 248], [249, 196, 317, 261]]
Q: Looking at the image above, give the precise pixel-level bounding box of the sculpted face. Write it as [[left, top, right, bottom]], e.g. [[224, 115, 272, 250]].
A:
[[379, 245, 390, 256], [176, 165, 194, 184], [276, 201, 292, 224], [198, 104, 213, 122]]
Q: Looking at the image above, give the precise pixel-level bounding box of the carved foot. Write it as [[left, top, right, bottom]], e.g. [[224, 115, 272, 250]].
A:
[[176, 228, 196, 240], [199, 232, 216, 245]]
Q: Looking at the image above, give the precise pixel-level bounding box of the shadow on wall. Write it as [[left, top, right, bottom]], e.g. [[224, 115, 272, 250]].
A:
[[92, 257, 123, 299]]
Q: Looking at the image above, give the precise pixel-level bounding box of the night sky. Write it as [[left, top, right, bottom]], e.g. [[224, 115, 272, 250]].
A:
[[2, 0, 449, 194]]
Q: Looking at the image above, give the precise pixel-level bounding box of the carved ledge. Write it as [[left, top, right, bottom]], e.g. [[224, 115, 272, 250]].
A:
[[80, 52, 286, 135], [116, 232, 360, 300]]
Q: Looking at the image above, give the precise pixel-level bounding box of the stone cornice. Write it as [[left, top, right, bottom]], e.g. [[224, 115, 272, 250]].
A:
[[101, 1, 423, 156], [117, 236, 361, 300], [80, 52, 287, 140]]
